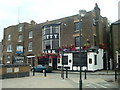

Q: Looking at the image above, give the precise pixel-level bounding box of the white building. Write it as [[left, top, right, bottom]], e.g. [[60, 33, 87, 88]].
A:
[[57, 48, 104, 71]]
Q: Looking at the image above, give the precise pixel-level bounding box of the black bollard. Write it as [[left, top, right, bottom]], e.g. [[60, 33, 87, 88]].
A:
[[33, 68, 35, 76], [66, 68, 68, 78], [44, 68, 46, 77], [115, 69, 117, 80], [84, 69, 87, 79]]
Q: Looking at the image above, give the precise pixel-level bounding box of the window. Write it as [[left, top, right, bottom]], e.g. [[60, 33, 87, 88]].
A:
[[74, 22, 82, 31], [52, 26, 59, 33], [29, 31, 33, 39], [16, 45, 23, 52], [28, 42, 32, 51], [7, 56, 10, 64], [7, 44, 12, 52], [75, 37, 79, 47], [62, 56, 68, 65], [74, 22, 79, 31], [18, 35, 22, 42], [43, 26, 50, 35], [89, 58, 92, 64], [8, 34, 11, 41], [44, 40, 51, 49], [94, 55, 97, 65], [43, 24, 60, 50], [19, 26, 22, 32], [52, 39, 59, 49]]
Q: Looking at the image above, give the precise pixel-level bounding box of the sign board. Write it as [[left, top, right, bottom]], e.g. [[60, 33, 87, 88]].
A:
[[7, 68, 13, 73], [14, 68, 19, 72]]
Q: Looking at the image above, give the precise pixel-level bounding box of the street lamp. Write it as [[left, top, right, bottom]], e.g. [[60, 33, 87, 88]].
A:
[[79, 9, 86, 90]]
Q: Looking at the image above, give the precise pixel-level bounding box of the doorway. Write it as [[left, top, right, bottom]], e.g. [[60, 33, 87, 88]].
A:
[[52, 58, 57, 70]]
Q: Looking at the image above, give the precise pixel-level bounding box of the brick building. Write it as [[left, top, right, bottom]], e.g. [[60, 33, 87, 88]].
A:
[[110, 20, 120, 68], [0, 42, 3, 63], [2, 4, 108, 69]]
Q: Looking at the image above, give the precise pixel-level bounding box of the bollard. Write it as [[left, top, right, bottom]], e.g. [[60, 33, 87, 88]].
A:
[[33, 68, 35, 76], [66, 68, 68, 78], [61, 66, 64, 79], [84, 69, 87, 79], [115, 69, 117, 80], [43, 68, 46, 77]]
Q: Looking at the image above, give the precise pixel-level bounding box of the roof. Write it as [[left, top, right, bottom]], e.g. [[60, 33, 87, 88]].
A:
[[112, 20, 120, 25]]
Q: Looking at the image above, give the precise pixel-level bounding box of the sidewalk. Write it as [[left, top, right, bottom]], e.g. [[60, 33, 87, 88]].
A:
[[1, 70, 118, 89]]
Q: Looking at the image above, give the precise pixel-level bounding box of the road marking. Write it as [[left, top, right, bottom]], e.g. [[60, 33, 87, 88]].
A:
[[91, 82, 108, 88]]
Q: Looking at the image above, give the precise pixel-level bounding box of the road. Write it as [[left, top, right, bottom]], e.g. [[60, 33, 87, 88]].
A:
[[1, 70, 119, 90]]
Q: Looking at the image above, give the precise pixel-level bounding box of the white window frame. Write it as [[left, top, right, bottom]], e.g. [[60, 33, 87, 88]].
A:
[[8, 34, 11, 41], [18, 35, 22, 42], [29, 31, 33, 39], [7, 55, 10, 64], [7, 44, 12, 52], [28, 42, 32, 52], [16, 45, 23, 52], [19, 26, 23, 32]]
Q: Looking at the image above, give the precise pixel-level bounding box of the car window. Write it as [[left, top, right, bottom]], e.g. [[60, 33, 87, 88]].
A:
[[37, 65, 42, 68]]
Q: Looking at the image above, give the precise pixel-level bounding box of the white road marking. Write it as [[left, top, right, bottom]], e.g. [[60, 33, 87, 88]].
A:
[[91, 82, 108, 88]]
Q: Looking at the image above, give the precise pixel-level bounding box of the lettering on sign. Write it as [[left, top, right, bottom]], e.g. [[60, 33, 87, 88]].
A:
[[7, 68, 13, 73], [43, 50, 57, 54], [44, 34, 59, 40]]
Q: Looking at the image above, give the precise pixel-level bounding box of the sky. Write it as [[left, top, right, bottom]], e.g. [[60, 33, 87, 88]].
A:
[[0, 0, 119, 42]]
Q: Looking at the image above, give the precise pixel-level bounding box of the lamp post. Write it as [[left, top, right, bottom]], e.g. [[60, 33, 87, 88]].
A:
[[79, 9, 86, 90]]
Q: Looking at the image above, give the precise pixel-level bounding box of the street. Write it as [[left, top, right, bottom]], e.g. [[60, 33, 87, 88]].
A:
[[1, 70, 119, 90]]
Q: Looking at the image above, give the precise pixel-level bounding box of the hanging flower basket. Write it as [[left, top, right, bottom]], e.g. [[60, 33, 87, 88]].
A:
[[83, 44, 90, 50], [99, 42, 106, 49], [40, 56, 43, 59], [58, 44, 76, 52], [57, 55, 61, 58]]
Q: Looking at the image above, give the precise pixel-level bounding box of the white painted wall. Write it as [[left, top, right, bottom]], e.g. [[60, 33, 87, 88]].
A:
[[87, 49, 103, 71], [63, 53, 73, 70], [57, 49, 103, 71]]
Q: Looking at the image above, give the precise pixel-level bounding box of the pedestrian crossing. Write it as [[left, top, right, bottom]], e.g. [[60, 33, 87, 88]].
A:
[[84, 82, 118, 89]]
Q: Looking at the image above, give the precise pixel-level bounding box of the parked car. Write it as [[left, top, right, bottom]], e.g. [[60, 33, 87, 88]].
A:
[[31, 65, 52, 73]]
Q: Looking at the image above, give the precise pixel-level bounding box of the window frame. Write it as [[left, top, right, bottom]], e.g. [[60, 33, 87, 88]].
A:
[[7, 44, 12, 52], [29, 31, 33, 39], [16, 45, 23, 52], [7, 55, 10, 64], [8, 34, 11, 41], [18, 35, 22, 42], [28, 42, 32, 52], [19, 26, 23, 32]]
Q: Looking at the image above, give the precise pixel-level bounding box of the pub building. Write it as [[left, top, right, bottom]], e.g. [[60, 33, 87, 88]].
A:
[[2, 4, 109, 70]]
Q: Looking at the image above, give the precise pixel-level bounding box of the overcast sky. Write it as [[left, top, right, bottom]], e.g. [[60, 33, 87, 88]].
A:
[[0, 0, 119, 42]]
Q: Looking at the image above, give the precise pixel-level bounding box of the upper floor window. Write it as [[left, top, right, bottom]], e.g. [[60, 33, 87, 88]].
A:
[[7, 44, 12, 52], [18, 35, 22, 42], [8, 34, 11, 41], [74, 22, 82, 31], [28, 42, 32, 51], [75, 37, 80, 47], [42, 24, 60, 50], [19, 26, 23, 32], [43, 26, 50, 35], [52, 26, 59, 33], [7, 56, 10, 64], [29, 31, 33, 39], [16, 45, 23, 52]]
